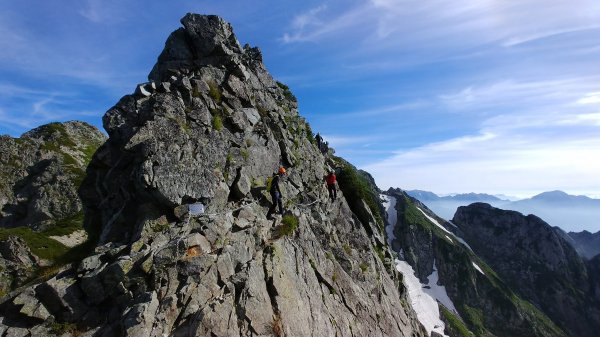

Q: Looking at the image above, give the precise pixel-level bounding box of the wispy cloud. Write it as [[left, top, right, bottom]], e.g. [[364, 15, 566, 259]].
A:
[[502, 26, 600, 47], [281, 4, 370, 43], [363, 128, 600, 196], [439, 77, 599, 111], [79, 0, 125, 24], [576, 92, 600, 105]]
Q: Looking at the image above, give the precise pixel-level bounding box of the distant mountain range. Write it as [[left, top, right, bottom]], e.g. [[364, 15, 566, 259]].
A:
[[406, 189, 600, 234]]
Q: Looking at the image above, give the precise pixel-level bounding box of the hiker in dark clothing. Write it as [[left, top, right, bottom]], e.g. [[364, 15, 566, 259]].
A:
[[315, 133, 323, 153], [325, 170, 337, 201], [267, 167, 286, 219]]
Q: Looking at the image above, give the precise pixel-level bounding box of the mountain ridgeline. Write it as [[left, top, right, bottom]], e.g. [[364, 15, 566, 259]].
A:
[[406, 189, 600, 233], [452, 203, 600, 337], [386, 189, 567, 337], [0, 13, 598, 337], [0, 14, 426, 336], [0, 122, 105, 294]]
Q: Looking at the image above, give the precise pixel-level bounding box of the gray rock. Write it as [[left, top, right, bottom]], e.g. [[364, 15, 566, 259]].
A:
[[231, 168, 251, 200], [122, 291, 159, 336], [183, 233, 211, 254], [12, 288, 51, 320], [36, 274, 89, 322]]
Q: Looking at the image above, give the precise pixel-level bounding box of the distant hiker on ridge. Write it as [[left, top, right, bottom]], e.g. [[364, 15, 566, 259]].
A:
[[325, 170, 337, 201], [315, 133, 323, 153], [267, 166, 286, 219]]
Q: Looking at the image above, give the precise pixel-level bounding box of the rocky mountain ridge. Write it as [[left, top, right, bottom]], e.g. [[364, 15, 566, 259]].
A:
[[0, 14, 427, 337], [452, 202, 600, 337], [0, 121, 105, 295], [386, 189, 567, 337], [566, 230, 600, 259], [407, 189, 600, 233]]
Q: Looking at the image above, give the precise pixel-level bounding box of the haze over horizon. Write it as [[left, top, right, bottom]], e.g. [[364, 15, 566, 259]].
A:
[[1, 0, 599, 198]]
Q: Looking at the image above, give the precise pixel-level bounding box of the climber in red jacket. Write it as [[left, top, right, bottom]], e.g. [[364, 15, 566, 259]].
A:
[[325, 170, 337, 202]]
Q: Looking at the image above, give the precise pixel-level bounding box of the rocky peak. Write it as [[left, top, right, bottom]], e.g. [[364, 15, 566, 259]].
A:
[[453, 203, 600, 337], [149, 13, 262, 82], [0, 121, 105, 230], [0, 14, 427, 337]]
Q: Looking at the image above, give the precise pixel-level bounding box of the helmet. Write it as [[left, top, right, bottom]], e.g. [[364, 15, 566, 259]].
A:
[[278, 166, 286, 174]]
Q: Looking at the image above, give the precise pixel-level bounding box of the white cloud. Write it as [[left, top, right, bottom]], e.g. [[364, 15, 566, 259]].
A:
[[363, 107, 600, 196], [576, 92, 600, 105], [79, 0, 125, 24], [439, 78, 600, 112], [502, 25, 600, 47], [282, 0, 600, 56], [281, 5, 371, 43]]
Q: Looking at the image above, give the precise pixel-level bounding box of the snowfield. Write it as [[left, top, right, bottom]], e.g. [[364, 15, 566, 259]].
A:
[[417, 207, 473, 252], [382, 194, 454, 337]]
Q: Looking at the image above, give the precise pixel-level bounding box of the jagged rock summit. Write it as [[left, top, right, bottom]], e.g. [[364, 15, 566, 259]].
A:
[[0, 14, 427, 337]]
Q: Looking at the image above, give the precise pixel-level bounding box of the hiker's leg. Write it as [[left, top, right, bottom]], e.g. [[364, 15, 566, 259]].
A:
[[267, 193, 277, 218], [267, 203, 276, 218], [277, 196, 283, 214]]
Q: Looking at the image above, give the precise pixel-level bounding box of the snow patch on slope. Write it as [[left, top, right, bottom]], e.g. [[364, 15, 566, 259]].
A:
[[417, 207, 473, 251], [383, 194, 451, 337], [396, 260, 450, 337], [472, 262, 485, 275], [418, 207, 452, 235], [424, 261, 458, 313], [382, 194, 397, 242]]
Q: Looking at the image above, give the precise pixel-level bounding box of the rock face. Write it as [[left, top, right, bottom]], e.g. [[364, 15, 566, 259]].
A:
[[0, 121, 105, 294], [0, 121, 105, 230], [453, 202, 600, 337], [0, 14, 427, 336], [387, 189, 568, 337], [567, 230, 600, 259]]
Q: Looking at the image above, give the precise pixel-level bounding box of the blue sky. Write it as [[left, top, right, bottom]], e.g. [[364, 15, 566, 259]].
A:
[[1, 0, 600, 198]]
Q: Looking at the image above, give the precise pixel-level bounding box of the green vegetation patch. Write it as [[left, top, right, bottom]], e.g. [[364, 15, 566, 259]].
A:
[[212, 114, 223, 131], [0, 227, 68, 261], [41, 211, 84, 237], [50, 322, 80, 336], [334, 156, 384, 229], [462, 305, 486, 337], [39, 123, 77, 149], [512, 295, 566, 336], [441, 306, 473, 337], [276, 81, 297, 102], [207, 80, 222, 103], [277, 214, 299, 237]]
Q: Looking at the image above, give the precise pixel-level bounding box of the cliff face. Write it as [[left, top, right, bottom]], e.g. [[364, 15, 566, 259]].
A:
[[387, 189, 567, 337], [0, 121, 105, 294], [453, 203, 600, 337], [567, 230, 600, 259], [0, 14, 426, 337], [0, 122, 105, 231]]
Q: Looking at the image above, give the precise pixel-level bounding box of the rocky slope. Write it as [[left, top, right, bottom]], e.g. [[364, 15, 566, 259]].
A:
[[452, 203, 600, 337], [0, 122, 105, 294], [567, 230, 600, 259], [0, 14, 427, 336], [386, 189, 567, 337]]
